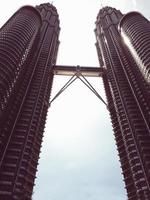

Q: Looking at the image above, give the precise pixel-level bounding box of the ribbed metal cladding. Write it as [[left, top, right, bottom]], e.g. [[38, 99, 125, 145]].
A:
[[119, 12, 150, 83], [0, 3, 60, 199], [95, 6, 150, 200], [0, 6, 41, 116]]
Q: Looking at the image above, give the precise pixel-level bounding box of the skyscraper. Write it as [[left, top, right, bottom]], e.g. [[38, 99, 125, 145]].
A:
[[0, 2, 150, 200], [95, 6, 150, 200], [0, 3, 60, 199]]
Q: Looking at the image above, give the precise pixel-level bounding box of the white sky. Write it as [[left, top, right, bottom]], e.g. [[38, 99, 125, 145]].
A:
[[0, 1, 149, 200]]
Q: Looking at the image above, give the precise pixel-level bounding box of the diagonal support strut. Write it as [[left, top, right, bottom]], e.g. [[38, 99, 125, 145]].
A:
[[50, 65, 107, 107]]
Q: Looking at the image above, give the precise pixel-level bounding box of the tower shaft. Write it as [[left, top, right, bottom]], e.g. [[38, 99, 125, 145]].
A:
[[95, 7, 150, 200], [0, 3, 60, 199]]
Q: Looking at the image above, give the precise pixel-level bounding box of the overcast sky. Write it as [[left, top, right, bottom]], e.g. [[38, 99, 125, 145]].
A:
[[0, 1, 150, 200]]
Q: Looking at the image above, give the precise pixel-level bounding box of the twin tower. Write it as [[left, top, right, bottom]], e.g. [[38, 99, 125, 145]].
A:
[[0, 3, 150, 200]]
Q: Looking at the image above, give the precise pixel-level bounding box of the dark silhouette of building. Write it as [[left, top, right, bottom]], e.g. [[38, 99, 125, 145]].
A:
[[0, 3, 60, 199], [1, 2, 150, 200], [95, 6, 150, 200]]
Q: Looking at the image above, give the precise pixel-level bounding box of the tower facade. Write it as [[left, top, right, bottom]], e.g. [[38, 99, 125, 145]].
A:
[[95, 7, 150, 200], [0, 3, 60, 199]]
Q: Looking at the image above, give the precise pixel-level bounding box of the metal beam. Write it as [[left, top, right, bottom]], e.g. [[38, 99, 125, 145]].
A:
[[50, 65, 107, 107], [53, 65, 105, 77]]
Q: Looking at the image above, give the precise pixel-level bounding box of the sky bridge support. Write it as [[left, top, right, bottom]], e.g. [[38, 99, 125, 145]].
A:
[[51, 65, 107, 107], [53, 65, 105, 77]]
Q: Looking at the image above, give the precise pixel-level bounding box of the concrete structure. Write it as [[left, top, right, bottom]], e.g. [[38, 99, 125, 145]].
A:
[[0, 3, 60, 199], [0, 3, 150, 200], [95, 6, 150, 200]]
